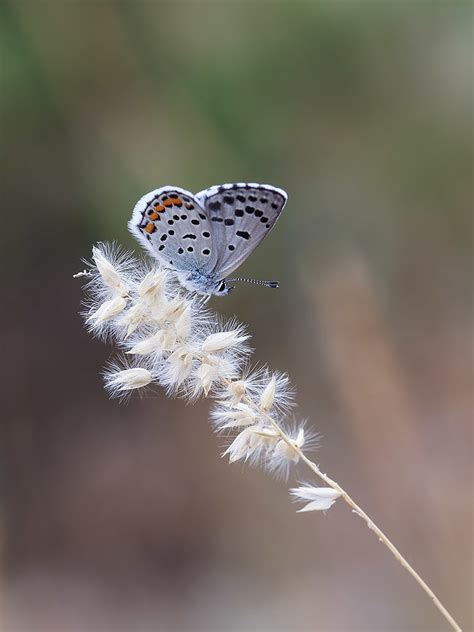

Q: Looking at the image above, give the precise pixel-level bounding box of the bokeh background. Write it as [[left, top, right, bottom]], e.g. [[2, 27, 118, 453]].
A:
[[1, 1, 472, 630]]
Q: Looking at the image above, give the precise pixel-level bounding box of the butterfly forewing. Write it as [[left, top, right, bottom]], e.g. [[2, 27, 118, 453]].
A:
[[128, 186, 218, 274], [195, 183, 287, 279]]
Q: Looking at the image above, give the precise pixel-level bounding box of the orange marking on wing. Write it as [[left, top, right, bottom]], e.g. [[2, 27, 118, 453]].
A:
[[173, 198, 183, 207], [163, 199, 173, 207], [145, 223, 156, 234], [154, 204, 166, 213], [149, 212, 159, 220]]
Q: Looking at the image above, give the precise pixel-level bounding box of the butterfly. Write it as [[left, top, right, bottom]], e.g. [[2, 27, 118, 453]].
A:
[[128, 183, 287, 297]]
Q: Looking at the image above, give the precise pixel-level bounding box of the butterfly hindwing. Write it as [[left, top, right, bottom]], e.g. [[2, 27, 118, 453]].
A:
[[195, 183, 287, 279], [128, 186, 218, 274]]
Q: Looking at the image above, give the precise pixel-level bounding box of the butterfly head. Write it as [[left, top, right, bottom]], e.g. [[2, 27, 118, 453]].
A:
[[214, 280, 235, 296]]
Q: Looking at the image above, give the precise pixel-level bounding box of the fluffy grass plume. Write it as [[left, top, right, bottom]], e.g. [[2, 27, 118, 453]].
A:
[[77, 243, 461, 632]]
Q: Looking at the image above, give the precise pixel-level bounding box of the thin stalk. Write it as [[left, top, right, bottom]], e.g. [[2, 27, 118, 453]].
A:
[[239, 389, 461, 632]]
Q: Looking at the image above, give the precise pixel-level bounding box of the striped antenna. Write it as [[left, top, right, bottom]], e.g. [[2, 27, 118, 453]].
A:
[[226, 278, 279, 289]]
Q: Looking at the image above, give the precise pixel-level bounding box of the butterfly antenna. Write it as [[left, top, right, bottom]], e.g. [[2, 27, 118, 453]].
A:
[[226, 277, 279, 289]]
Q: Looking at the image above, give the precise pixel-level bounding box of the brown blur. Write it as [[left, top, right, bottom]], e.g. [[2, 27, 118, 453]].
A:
[[1, 2, 472, 631]]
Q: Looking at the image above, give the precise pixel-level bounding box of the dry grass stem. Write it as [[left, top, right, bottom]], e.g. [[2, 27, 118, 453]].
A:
[[77, 243, 462, 632]]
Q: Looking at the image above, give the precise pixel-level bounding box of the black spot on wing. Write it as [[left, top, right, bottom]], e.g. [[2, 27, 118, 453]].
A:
[[236, 231, 250, 240]]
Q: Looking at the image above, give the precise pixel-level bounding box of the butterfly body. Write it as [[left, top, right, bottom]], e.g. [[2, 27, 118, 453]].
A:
[[174, 268, 231, 297], [128, 183, 287, 296]]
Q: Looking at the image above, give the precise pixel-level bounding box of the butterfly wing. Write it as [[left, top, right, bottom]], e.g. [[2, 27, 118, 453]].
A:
[[195, 182, 287, 279], [128, 186, 218, 275]]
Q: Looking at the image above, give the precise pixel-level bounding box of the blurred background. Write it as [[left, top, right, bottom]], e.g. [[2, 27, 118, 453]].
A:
[[1, 1, 472, 630]]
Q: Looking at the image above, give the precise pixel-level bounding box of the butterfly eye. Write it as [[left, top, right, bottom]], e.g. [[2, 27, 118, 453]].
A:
[[218, 281, 226, 293]]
